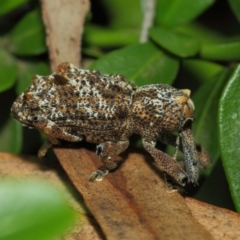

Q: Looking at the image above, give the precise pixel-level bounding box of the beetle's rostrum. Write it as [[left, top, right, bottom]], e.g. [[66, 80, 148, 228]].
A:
[[11, 62, 210, 186]]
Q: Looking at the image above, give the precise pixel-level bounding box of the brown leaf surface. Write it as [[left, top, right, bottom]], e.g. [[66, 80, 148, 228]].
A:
[[40, 0, 90, 71], [186, 197, 240, 240], [54, 147, 214, 240]]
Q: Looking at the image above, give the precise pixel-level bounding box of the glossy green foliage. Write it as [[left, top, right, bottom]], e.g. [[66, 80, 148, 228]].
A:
[[91, 42, 179, 85], [0, 0, 28, 15], [219, 65, 240, 212], [182, 59, 224, 83], [228, 0, 240, 23], [100, 0, 142, 28], [149, 27, 200, 57], [9, 9, 47, 55], [155, 0, 215, 27], [201, 41, 240, 61], [0, 47, 17, 92], [83, 25, 139, 48], [0, 118, 22, 154], [175, 23, 228, 44], [0, 179, 76, 240]]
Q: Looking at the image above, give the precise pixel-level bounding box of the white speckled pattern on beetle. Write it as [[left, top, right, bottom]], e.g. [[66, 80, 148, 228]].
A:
[[11, 62, 210, 187]]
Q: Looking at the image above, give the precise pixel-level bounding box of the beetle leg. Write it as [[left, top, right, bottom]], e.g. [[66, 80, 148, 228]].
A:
[[159, 133, 211, 170], [34, 118, 83, 142], [195, 143, 211, 168], [38, 140, 53, 158], [179, 127, 199, 185], [90, 140, 129, 181], [142, 139, 188, 186], [33, 118, 83, 157]]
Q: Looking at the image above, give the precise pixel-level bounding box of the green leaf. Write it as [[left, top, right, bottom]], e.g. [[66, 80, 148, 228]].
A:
[[228, 0, 240, 23], [192, 69, 231, 174], [175, 23, 228, 44], [149, 27, 200, 57], [9, 9, 47, 55], [83, 25, 139, 47], [0, 117, 22, 154], [91, 42, 179, 86], [219, 65, 240, 212], [16, 61, 50, 95], [0, 179, 76, 240], [101, 0, 142, 28], [200, 41, 240, 61], [0, 46, 18, 92], [0, 0, 28, 15], [155, 0, 215, 28], [182, 59, 225, 83]]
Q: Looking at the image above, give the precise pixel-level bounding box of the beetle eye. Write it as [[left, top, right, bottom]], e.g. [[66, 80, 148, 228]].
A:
[[182, 118, 192, 130]]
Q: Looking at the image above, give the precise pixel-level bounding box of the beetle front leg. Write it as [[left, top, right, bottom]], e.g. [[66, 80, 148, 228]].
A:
[[158, 129, 201, 185], [159, 132, 211, 170], [90, 140, 129, 181], [179, 127, 199, 185], [195, 143, 211, 168], [142, 139, 188, 186]]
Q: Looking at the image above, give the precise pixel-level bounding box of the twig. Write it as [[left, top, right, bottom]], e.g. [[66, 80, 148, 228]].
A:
[[40, 0, 90, 71], [140, 0, 156, 43]]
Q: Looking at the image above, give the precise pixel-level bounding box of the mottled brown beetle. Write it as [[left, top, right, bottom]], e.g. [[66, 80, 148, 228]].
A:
[[11, 62, 210, 186]]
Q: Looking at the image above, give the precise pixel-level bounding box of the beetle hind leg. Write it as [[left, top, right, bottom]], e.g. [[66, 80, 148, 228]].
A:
[[34, 118, 84, 158], [90, 140, 129, 181]]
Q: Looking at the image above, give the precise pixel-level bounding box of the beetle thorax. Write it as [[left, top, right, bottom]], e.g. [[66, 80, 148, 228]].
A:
[[129, 84, 194, 140]]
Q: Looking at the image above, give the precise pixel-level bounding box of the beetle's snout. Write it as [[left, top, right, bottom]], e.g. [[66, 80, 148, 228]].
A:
[[184, 98, 195, 121], [175, 89, 195, 121]]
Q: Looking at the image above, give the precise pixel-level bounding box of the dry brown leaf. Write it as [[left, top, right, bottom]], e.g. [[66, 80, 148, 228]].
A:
[[40, 0, 90, 70], [54, 147, 214, 240], [186, 197, 240, 240], [0, 152, 102, 240]]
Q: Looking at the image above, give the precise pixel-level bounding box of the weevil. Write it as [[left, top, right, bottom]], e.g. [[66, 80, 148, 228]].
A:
[[11, 62, 210, 186]]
